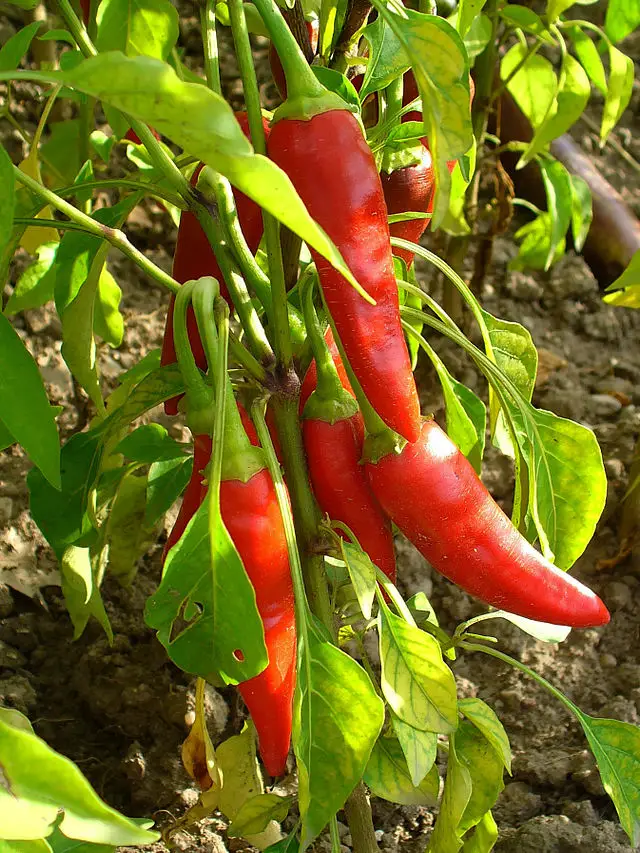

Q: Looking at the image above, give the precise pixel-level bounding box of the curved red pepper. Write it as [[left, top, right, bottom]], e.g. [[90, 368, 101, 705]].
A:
[[365, 419, 610, 627], [381, 145, 435, 269], [222, 469, 296, 777], [124, 127, 161, 145], [163, 408, 296, 776], [304, 415, 395, 582], [267, 111, 421, 442], [80, 0, 90, 24], [161, 113, 269, 415]]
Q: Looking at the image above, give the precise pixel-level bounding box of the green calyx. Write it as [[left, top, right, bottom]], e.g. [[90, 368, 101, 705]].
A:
[[181, 387, 217, 436], [380, 139, 426, 176], [273, 89, 355, 123], [303, 385, 359, 425], [363, 428, 407, 465], [221, 442, 267, 484]]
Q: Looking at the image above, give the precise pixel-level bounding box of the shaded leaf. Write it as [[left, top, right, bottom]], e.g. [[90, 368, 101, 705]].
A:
[[391, 714, 438, 787], [4, 242, 58, 315], [364, 733, 439, 805], [116, 423, 187, 463], [0, 21, 41, 71], [145, 456, 193, 525]]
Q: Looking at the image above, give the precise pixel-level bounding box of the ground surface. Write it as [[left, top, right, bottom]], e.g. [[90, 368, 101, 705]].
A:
[[1, 4, 640, 852]]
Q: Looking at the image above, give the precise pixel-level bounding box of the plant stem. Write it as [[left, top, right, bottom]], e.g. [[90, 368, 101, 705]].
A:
[[330, 0, 372, 72], [201, 0, 222, 94], [227, 0, 293, 370], [13, 167, 180, 293], [228, 332, 270, 384], [343, 783, 379, 853], [56, 0, 97, 56]]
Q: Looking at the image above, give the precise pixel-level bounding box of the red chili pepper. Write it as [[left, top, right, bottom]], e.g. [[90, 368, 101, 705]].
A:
[[268, 110, 421, 442], [124, 127, 161, 145], [365, 419, 610, 627], [223, 467, 296, 777], [162, 113, 269, 415], [381, 145, 435, 269], [163, 405, 295, 776], [270, 20, 319, 100], [80, 0, 90, 24]]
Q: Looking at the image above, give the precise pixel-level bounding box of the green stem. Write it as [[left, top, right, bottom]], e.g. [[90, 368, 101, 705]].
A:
[[228, 331, 270, 384], [251, 398, 311, 633], [192, 280, 265, 480], [227, 0, 293, 370], [51, 178, 184, 208], [374, 570, 417, 627], [13, 167, 180, 293], [201, 168, 274, 314], [172, 280, 212, 409], [56, 0, 97, 57], [461, 643, 580, 716], [268, 396, 335, 634], [13, 218, 93, 235], [201, 0, 222, 94], [251, 0, 325, 102], [191, 194, 275, 365]]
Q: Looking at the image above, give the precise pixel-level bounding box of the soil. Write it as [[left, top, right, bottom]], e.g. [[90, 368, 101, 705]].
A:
[[1, 5, 640, 853]]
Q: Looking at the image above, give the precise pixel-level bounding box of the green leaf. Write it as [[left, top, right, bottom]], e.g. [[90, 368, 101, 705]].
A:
[[457, 0, 487, 37], [0, 21, 42, 72], [60, 546, 112, 642], [567, 25, 606, 95], [461, 13, 492, 59], [144, 498, 268, 684], [104, 470, 157, 586], [500, 6, 552, 41], [573, 713, 640, 847], [294, 618, 384, 849], [3, 0, 39, 9], [47, 821, 152, 851], [391, 714, 438, 787], [96, 0, 180, 60], [458, 698, 511, 774], [461, 811, 498, 853], [509, 401, 606, 568], [10, 54, 360, 290], [518, 54, 590, 168], [378, 601, 458, 733], [0, 145, 16, 254], [41, 121, 82, 185], [0, 716, 159, 844], [228, 794, 292, 837], [96, 364, 185, 438], [4, 242, 58, 315], [364, 733, 439, 805], [456, 720, 505, 834], [89, 130, 116, 164], [94, 268, 124, 347], [359, 17, 411, 100], [0, 840, 52, 852], [605, 0, 640, 44], [0, 313, 60, 488], [0, 418, 15, 452], [603, 249, 640, 307], [501, 44, 556, 131], [365, 4, 473, 229], [263, 833, 299, 853], [28, 431, 103, 556], [539, 157, 573, 270], [115, 423, 187, 463], [569, 173, 592, 252], [145, 456, 193, 525], [510, 211, 565, 272], [491, 610, 571, 643], [427, 736, 472, 853], [546, 0, 598, 21], [601, 43, 634, 143], [37, 30, 76, 46], [340, 540, 377, 620]]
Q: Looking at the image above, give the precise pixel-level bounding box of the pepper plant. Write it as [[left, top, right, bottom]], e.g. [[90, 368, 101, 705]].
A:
[[0, 0, 639, 852]]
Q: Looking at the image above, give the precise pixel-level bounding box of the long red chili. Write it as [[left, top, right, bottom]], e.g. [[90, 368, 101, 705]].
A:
[[300, 286, 396, 581], [365, 419, 610, 627], [161, 113, 268, 415], [163, 405, 295, 776], [267, 110, 421, 442]]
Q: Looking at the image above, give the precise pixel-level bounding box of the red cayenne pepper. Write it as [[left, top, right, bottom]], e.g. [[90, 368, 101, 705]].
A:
[[301, 282, 396, 581], [166, 284, 296, 776], [365, 419, 610, 627], [265, 91, 420, 441], [161, 113, 269, 415]]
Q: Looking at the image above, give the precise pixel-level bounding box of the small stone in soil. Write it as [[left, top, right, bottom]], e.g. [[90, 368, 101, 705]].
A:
[[590, 394, 623, 418], [0, 584, 14, 618]]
